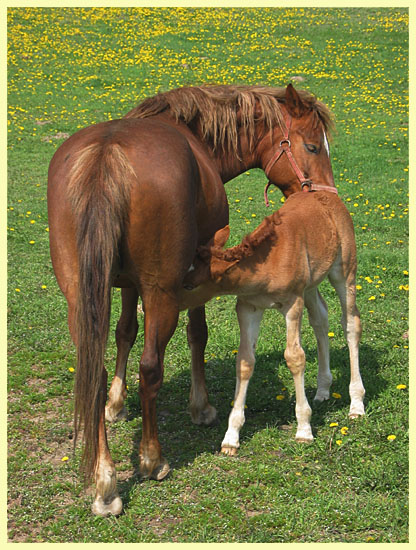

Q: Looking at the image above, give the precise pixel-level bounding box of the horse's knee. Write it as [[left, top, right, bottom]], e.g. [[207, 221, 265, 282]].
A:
[[187, 310, 208, 347], [140, 351, 162, 391], [116, 317, 138, 348]]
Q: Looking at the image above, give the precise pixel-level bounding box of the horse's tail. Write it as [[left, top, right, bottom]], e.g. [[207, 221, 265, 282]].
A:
[[68, 142, 135, 482]]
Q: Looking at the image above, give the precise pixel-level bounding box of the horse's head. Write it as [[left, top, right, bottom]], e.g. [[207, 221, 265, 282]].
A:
[[260, 84, 335, 198]]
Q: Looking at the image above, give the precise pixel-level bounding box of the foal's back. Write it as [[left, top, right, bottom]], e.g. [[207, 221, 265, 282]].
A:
[[243, 191, 355, 297]]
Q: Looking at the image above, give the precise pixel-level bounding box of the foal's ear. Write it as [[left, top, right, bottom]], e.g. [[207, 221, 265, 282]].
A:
[[213, 225, 230, 249], [285, 83, 308, 118]]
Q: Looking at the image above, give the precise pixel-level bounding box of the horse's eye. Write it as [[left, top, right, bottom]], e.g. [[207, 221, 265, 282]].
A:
[[305, 143, 318, 154]]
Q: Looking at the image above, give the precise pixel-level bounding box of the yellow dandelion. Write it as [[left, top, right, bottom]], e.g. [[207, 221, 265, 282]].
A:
[[329, 422, 338, 427], [68, 367, 75, 373], [15, 288, 21, 292], [396, 384, 406, 390], [368, 296, 376, 301], [328, 332, 335, 338], [387, 435, 396, 441], [335, 440, 342, 445], [332, 392, 341, 399], [61, 456, 69, 462], [340, 426, 349, 435], [276, 395, 285, 400]]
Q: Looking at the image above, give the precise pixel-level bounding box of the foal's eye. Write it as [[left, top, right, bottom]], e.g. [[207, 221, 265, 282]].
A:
[[305, 143, 318, 154]]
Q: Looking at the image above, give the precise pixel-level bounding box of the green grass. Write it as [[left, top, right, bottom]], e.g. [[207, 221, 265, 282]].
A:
[[7, 7, 408, 543]]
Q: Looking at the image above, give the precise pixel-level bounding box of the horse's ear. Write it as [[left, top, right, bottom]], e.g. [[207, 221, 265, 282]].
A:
[[285, 83, 307, 118], [213, 225, 230, 249]]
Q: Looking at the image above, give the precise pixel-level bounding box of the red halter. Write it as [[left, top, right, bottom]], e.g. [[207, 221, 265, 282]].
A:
[[263, 111, 338, 207]]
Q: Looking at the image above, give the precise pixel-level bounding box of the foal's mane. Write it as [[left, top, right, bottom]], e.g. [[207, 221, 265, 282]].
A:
[[200, 210, 282, 264], [124, 85, 333, 153]]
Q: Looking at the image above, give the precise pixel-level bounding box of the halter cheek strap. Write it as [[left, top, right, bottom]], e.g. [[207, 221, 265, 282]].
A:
[[263, 112, 338, 207]]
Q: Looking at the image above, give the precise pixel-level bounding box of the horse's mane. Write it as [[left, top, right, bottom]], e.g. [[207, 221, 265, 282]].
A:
[[199, 210, 282, 264], [124, 85, 334, 154]]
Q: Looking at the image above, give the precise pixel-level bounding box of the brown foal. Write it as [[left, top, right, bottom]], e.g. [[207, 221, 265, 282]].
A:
[[180, 191, 365, 453]]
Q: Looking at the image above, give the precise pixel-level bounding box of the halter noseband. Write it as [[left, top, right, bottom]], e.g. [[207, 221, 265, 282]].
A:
[[263, 111, 338, 207]]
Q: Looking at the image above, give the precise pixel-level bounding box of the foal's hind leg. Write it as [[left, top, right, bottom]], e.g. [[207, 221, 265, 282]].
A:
[[328, 265, 365, 418], [304, 288, 333, 403], [138, 290, 179, 480], [187, 306, 217, 425], [283, 296, 313, 442], [106, 287, 139, 423]]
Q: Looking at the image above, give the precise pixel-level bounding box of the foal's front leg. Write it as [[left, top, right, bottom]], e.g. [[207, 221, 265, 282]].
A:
[[283, 296, 313, 443], [221, 300, 264, 455], [304, 288, 333, 403]]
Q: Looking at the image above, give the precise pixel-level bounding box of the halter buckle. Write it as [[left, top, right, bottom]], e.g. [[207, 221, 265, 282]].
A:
[[279, 139, 291, 149], [301, 180, 313, 192]]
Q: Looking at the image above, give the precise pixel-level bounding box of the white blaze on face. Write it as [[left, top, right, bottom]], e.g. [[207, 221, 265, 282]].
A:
[[323, 131, 330, 157]]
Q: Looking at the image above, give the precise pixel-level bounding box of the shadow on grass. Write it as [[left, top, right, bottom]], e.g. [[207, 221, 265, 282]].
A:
[[115, 342, 385, 508]]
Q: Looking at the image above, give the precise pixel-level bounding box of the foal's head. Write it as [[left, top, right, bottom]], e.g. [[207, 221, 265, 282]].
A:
[[260, 84, 335, 197], [182, 214, 279, 302]]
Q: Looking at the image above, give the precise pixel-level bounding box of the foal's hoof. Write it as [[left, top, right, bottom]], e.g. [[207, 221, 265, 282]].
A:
[[91, 495, 123, 517], [349, 403, 365, 419], [105, 405, 128, 423], [295, 436, 314, 444], [221, 445, 238, 456], [190, 404, 218, 426]]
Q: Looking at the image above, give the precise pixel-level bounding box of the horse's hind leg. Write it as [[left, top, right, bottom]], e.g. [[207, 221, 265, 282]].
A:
[[187, 306, 217, 425], [106, 287, 139, 422], [328, 264, 365, 418], [304, 288, 333, 403], [92, 369, 123, 517], [138, 290, 179, 480]]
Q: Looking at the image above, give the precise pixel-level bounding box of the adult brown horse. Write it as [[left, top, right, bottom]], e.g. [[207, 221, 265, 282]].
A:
[[47, 83, 335, 516]]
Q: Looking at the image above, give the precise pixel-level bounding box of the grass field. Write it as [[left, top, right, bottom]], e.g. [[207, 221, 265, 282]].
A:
[[7, 7, 409, 543]]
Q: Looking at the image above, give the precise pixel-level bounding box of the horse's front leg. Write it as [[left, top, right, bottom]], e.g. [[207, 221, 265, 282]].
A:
[[106, 287, 139, 422], [138, 290, 179, 480], [221, 300, 264, 455], [187, 306, 217, 425]]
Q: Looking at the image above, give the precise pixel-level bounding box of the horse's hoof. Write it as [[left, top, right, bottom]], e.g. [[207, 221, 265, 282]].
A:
[[221, 445, 238, 456], [140, 457, 170, 481], [105, 406, 128, 423], [190, 404, 218, 426], [91, 495, 123, 517], [150, 458, 171, 481]]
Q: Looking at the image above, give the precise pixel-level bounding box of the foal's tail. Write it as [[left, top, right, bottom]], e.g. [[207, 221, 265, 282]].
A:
[[68, 142, 135, 481]]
